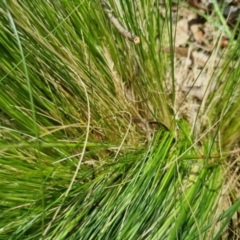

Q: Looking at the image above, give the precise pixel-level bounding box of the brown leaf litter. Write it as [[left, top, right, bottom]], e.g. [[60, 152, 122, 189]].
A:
[[162, 0, 239, 128], [162, 1, 240, 238]]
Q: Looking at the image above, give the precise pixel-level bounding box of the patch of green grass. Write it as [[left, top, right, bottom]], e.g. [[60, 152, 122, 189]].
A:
[[0, 0, 240, 239]]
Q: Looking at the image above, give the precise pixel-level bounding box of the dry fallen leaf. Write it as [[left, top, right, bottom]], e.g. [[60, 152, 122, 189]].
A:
[[174, 18, 189, 46], [181, 80, 217, 100], [220, 36, 229, 48], [181, 85, 204, 100], [187, 0, 206, 10], [190, 24, 205, 43], [164, 46, 188, 57], [191, 51, 210, 67], [164, 46, 193, 65]]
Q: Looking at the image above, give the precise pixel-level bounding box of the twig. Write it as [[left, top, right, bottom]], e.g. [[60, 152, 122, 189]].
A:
[[100, 0, 140, 44]]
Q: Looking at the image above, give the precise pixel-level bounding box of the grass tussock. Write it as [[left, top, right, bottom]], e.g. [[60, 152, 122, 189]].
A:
[[0, 0, 240, 239]]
